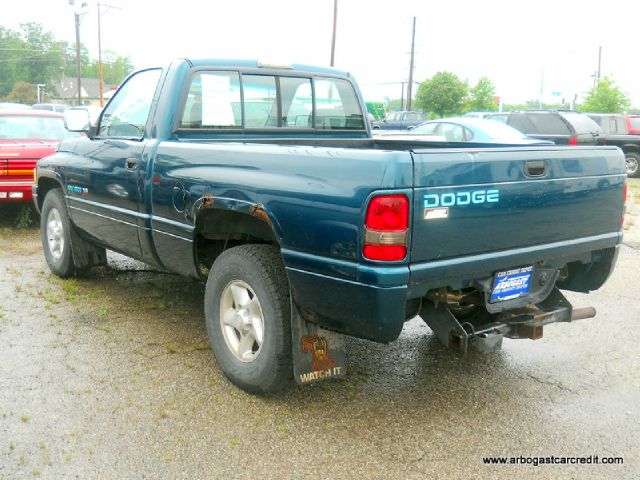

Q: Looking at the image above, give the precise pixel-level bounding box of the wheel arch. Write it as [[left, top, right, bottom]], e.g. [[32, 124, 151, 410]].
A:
[[620, 144, 640, 154], [193, 199, 283, 278], [36, 174, 65, 213]]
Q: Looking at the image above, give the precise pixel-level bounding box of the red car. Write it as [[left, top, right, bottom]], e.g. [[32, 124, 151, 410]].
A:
[[0, 109, 78, 202]]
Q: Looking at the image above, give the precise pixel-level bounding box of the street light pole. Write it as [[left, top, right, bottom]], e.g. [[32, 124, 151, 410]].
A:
[[98, 2, 104, 106], [330, 0, 338, 67], [74, 10, 82, 105]]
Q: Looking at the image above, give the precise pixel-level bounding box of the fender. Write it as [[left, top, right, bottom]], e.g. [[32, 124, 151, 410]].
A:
[[191, 193, 282, 244]]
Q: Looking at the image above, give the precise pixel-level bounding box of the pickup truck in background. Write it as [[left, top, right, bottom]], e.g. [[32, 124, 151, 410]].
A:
[[372, 110, 425, 130], [587, 113, 640, 177], [34, 59, 625, 394]]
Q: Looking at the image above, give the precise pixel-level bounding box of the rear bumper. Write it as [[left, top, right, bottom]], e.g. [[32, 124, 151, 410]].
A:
[[408, 231, 621, 297], [282, 232, 621, 343], [0, 181, 34, 202]]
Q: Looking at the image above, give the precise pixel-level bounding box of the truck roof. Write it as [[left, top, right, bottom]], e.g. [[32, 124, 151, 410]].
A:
[[182, 58, 351, 78]]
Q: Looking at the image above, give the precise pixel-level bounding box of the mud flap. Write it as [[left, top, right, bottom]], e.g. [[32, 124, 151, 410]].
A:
[[291, 304, 347, 385]]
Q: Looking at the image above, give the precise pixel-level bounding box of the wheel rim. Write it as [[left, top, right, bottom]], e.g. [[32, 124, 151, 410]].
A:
[[46, 207, 64, 261], [219, 280, 265, 362], [626, 156, 639, 176]]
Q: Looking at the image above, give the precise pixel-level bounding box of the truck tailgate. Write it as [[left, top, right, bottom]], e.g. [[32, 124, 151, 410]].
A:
[[410, 147, 625, 264]]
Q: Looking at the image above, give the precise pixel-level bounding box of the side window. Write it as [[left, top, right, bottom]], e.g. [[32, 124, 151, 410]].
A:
[[489, 114, 508, 124], [98, 69, 161, 138], [180, 72, 241, 128], [314, 78, 364, 130], [243, 75, 278, 128], [413, 122, 438, 135], [440, 123, 465, 141], [280, 77, 313, 128], [463, 126, 474, 141]]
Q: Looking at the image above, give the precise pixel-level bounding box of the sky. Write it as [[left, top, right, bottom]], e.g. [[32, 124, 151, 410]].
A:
[[3, 0, 639, 107]]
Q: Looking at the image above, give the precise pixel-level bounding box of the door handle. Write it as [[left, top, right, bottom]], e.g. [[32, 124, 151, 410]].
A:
[[524, 160, 548, 177], [125, 157, 139, 170]]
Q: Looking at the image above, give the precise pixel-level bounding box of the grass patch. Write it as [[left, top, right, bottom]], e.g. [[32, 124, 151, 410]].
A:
[[15, 205, 36, 229]]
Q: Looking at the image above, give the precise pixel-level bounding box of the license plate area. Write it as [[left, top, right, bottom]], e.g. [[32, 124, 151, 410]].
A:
[[490, 266, 533, 303]]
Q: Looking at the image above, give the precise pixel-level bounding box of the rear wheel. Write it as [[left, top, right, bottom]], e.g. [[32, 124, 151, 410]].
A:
[[204, 244, 293, 394], [625, 152, 640, 177]]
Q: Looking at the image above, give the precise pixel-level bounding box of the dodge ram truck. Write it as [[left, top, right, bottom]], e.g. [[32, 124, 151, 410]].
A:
[[33, 59, 625, 393]]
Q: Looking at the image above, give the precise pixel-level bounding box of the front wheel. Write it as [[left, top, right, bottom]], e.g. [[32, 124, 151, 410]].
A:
[[625, 152, 640, 177], [41, 189, 75, 277], [40, 188, 106, 277], [204, 244, 293, 394]]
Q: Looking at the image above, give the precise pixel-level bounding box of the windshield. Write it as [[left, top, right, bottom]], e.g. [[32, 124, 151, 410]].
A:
[[0, 115, 79, 141]]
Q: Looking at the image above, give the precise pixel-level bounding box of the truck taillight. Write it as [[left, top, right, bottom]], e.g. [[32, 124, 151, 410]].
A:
[[363, 194, 409, 261], [568, 136, 578, 146]]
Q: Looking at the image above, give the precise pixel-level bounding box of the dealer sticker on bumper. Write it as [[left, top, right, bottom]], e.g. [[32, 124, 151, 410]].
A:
[[490, 266, 533, 303]]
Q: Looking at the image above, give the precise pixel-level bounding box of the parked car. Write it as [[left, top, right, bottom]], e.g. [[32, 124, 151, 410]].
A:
[[486, 110, 602, 146], [372, 110, 425, 130], [0, 109, 79, 202], [32, 103, 69, 113], [587, 113, 640, 176], [397, 117, 555, 145], [625, 114, 640, 135]]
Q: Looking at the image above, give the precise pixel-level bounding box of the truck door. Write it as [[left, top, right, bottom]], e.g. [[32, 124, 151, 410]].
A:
[[66, 68, 162, 258]]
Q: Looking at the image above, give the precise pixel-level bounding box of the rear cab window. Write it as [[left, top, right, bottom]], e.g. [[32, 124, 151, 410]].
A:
[[178, 69, 365, 132]]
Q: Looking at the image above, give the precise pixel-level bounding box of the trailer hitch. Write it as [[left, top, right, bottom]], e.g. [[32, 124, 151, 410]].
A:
[[420, 288, 596, 354]]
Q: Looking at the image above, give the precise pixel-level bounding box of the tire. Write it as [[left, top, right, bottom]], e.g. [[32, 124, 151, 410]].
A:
[[204, 244, 293, 394], [41, 189, 75, 277], [40, 188, 106, 277], [625, 152, 640, 178]]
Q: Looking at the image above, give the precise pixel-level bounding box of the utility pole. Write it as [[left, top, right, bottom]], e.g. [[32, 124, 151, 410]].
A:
[[406, 17, 416, 111], [330, 0, 338, 66], [69, 0, 86, 106]]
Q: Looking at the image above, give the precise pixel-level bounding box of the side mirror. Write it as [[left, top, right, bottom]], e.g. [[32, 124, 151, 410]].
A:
[[407, 126, 415, 131], [63, 107, 91, 132]]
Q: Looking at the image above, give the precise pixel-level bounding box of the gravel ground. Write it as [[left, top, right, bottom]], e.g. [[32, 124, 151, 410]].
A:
[[0, 202, 638, 479]]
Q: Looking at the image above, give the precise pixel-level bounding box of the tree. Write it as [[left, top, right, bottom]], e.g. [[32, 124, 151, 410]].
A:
[[415, 72, 468, 117], [467, 77, 497, 112], [581, 77, 630, 113], [0, 22, 132, 100], [4, 81, 37, 104]]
